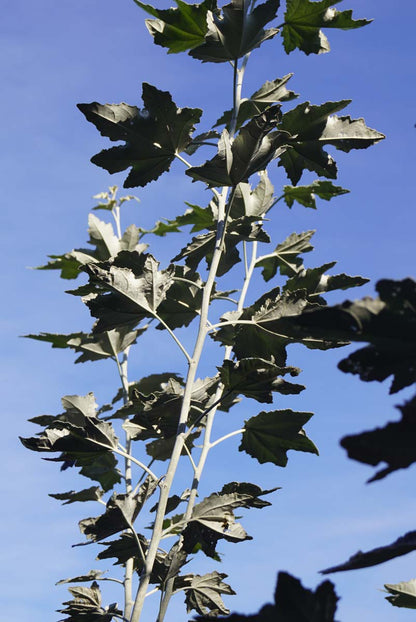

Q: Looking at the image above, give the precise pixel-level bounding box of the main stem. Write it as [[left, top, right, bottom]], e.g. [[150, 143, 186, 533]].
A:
[[129, 186, 229, 622]]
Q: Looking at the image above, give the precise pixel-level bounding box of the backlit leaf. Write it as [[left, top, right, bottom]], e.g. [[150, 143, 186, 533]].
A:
[[282, 180, 349, 208], [133, 0, 214, 53], [282, 0, 371, 55]]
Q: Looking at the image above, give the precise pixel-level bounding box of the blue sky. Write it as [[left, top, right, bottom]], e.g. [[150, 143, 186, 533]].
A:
[[2, 1, 416, 620]]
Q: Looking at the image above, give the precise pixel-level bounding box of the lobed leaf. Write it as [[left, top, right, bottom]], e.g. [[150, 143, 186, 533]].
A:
[[240, 409, 318, 466], [282, 0, 371, 55], [78, 83, 202, 188], [190, 0, 280, 63], [133, 0, 214, 53], [282, 180, 349, 209]]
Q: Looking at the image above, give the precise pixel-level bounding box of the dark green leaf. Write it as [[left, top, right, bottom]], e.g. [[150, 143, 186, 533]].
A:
[[50, 487, 103, 505], [145, 202, 215, 237], [78, 83, 202, 188], [278, 100, 384, 184], [219, 358, 303, 403], [97, 533, 168, 582], [284, 263, 368, 300], [282, 180, 349, 208], [84, 253, 174, 332], [190, 0, 280, 63], [341, 394, 416, 482], [230, 173, 275, 220], [321, 531, 416, 574], [187, 109, 289, 186], [180, 571, 236, 616], [156, 265, 203, 329], [240, 409, 318, 466], [184, 130, 221, 155], [20, 393, 120, 491], [26, 326, 146, 364], [282, 0, 371, 55], [215, 74, 298, 130], [219, 482, 279, 508], [134, 0, 214, 53], [384, 579, 416, 609], [79, 493, 141, 543], [256, 230, 315, 280]]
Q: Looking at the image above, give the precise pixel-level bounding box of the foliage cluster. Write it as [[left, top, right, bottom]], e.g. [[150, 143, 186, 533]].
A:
[[22, 1, 415, 620]]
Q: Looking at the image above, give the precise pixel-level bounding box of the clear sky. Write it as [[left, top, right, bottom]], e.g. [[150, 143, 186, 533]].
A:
[[2, 1, 416, 621]]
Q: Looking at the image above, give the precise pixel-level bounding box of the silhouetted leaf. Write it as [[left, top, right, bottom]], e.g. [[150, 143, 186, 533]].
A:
[[278, 100, 384, 184], [78, 84, 202, 188], [284, 263, 368, 301], [341, 394, 416, 482], [190, 0, 280, 63], [321, 531, 416, 574], [134, 0, 213, 53], [282, 180, 349, 208], [156, 265, 203, 329], [282, 0, 371, 55], [289, 278, 416, 393], [240, 409, 318, 466], [196, 571, 339, 621], [384, 579, 416, 609], [50, 487, 103, 505]]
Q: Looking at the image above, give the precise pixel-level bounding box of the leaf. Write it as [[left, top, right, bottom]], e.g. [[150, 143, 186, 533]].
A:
[[145, 201, 215, 236], [195, 571, 339, 621], [321, 531, 416, 574], [84, 253, 174, 332], [278, 100, 384, 184], [282, 0, 371, 55], [219, 358, 304, 403], [282, 180, 349, 208], [58, 581, 122, 622], [35, 214, 146, 280], [288, 278, 416, 393], [384, 579, 416, 609], [283, 263, 369, 300], [256, 230, 315, 280], [78, 83, 202, 188], [187, 109, 289, 186], [57, 571, 106, 585], [182, 485, 276, 559], [26, 326, 146, 364], [180, 571, 236, 616], [97, 533, 168, 582], [215, 74, 298, 130], [240, 409, 318, 466], [340, 394, 416, 482], [190, 0, 280, 63], [20, 393, 120, 491], [133, 0, 213, 53], [184, 130, 221, 155], [156, 265, 203, 329], [79, 493, 141, 543], [49, 487, 103, 505]]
